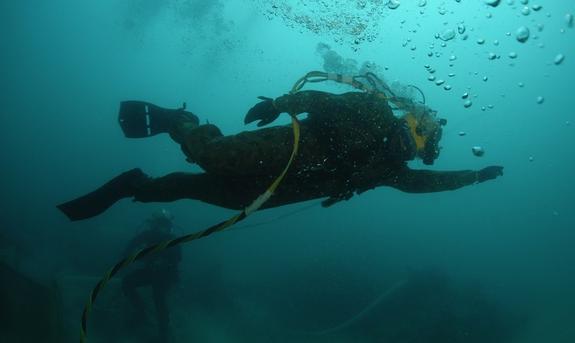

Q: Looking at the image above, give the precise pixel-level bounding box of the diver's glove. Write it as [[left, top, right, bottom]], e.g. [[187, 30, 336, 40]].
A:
[[244, 96, 282, 127], [477, 166, 504, 183]]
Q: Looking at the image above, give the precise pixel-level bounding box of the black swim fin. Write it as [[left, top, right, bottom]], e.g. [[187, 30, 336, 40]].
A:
[[57, 168, 148, 221], [118, 101, 198, 138]]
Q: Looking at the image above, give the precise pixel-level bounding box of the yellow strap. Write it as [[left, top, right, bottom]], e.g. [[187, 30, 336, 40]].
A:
[[79, 111, 301, 343], [246, 115, 300, 214]]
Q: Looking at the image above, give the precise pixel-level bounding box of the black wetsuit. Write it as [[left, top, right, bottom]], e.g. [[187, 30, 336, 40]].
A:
[[133, 91, 480, 209]]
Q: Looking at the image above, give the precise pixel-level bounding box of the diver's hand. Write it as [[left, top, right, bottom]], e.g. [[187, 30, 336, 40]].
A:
[[244, 96, 281, 127], [477, 166, 504, 183]]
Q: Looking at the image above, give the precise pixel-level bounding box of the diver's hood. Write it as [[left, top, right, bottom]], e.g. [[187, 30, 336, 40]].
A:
[[403, 113, 446, 165]]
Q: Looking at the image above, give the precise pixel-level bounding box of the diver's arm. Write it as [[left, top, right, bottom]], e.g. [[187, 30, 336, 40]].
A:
[[313, 163, 482, 207], [273, 90, 345, 115], [244, 91, 347, 126], [245, 91, 391, 126], [382, 168, 479, 193], [378, 166, 503, 193]]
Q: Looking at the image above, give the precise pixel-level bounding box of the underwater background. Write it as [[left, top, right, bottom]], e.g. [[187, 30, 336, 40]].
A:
[[1, 0, 574, 342]]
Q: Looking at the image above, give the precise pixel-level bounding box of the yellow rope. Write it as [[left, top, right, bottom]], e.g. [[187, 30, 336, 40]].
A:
[[79, 115, 300, 343]]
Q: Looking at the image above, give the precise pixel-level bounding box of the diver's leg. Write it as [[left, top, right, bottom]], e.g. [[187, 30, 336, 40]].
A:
[[133, 172, 265, 210], [57, 168, 149, 221], [122, 269, 152, 327], [57, 167, 342, 221], [117, 101, 292, 177], [56, 168, 262, 221], [174, 125, 294, 176], [133, 171, 344, 210], [152, 281, 172, 342], [120, 102, 295, 176], [168, 118, 221, 145]]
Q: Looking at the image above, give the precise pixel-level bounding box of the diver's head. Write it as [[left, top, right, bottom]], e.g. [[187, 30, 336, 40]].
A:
[[147, 209, 174, 233], [402, 111, 446, 165]]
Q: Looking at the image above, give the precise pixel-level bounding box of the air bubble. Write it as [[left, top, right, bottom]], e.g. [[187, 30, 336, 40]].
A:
[[387, 0, 400, 10], [472, 146, 484, 157], [521, 6, 530, 16], [439, 28, 456, 41], [516, 26, 530, 43], [484, 0, 500, 7]]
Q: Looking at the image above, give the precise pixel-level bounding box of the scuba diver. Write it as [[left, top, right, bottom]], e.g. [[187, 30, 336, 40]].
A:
[[122, 209, 181, 343], [57, 72, 504, 221]]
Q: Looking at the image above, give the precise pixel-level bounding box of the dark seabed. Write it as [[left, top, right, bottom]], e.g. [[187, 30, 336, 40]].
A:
[[1, 0, 574, 342]]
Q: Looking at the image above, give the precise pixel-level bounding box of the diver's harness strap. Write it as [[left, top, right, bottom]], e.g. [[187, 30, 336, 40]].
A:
[[78, 70, 406, 342], [292, 70, 427, 108], [292, 70, 394, 96]]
